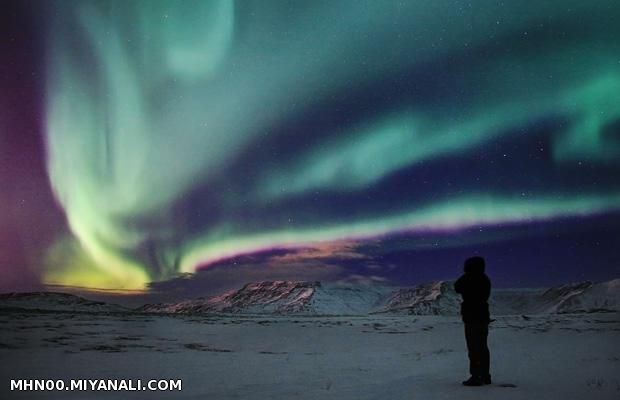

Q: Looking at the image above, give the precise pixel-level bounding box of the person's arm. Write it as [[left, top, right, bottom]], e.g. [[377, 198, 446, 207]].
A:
[[483, 276, 491, 301], [454, 275, 466, 294]]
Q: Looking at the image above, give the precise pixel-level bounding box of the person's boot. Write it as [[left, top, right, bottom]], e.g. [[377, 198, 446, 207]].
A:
[[462, 376, 484, 386], [483, 375, 492, 385]]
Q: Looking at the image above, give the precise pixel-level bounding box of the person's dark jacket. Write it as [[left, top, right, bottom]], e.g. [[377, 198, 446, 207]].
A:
[[454, 261, 491, 323]]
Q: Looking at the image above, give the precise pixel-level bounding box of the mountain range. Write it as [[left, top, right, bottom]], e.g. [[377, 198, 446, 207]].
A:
[[0, 291, 128, 313], [138, 278, 620, 316], [2, 279, 618, 316]]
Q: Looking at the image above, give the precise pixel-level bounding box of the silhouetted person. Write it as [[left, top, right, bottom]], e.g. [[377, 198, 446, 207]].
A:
[[454, 256, 491, 386]]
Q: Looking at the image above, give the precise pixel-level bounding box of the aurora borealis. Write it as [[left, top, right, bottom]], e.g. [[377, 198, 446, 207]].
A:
[[2, 1, 620, 292]]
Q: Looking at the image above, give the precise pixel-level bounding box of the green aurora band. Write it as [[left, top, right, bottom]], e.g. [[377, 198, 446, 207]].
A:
[[44, 1, 620, 289]]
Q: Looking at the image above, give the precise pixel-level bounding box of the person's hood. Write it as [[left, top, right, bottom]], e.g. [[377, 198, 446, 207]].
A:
[[464, 257, 485, 274]]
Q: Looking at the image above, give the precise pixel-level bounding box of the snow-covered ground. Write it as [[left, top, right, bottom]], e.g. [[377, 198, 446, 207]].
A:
[[1, 310, 618, 399]]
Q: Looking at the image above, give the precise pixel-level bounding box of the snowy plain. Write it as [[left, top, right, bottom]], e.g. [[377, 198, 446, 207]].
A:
[[0, 310, 618, 400]]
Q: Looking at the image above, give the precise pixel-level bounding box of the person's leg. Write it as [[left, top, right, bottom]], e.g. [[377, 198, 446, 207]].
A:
[[464, 323, 482, 377], [480, 323, 491, 383], [463, 323, 484, 385]]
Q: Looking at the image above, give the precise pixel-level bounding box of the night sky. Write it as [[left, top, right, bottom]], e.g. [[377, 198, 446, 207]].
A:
[[1, 1, 619, 295]]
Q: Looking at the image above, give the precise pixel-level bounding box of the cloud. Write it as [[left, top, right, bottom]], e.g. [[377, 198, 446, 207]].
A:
[[148, 257, 344, 299], [335, 274, 390, 287]]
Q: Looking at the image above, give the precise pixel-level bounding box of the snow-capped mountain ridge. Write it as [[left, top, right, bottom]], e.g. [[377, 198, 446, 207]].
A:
[[200, 280, 320, 314], [139, 280, 389, 315], [0, 292, 128, 313], [375, 281, 461, 315], [140, 278, 620, 316], [3, 279, 618, 315], [538, 279, 620, 313]]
